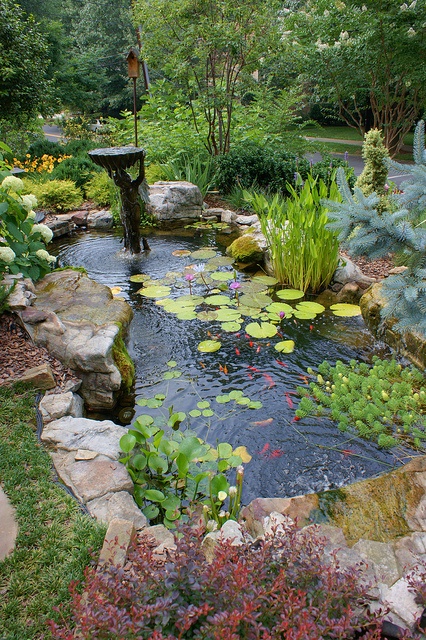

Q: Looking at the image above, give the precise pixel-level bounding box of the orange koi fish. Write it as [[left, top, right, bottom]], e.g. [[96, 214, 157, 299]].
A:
[[250, 418, 273, 427], [259, 443, 270, 456], [285, 392, 294, 409], [235, 347, 241, 355], [269, 449, 285, 459], [262, 373, 275, 388], [276, 360, 288, 367]]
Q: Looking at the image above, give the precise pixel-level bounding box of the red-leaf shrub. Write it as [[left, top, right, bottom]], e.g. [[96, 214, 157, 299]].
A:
[[49, 521, 383, 639]]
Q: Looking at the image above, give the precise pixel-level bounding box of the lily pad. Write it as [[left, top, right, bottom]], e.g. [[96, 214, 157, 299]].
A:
[[205, 294, 231, 306], [198, 340, 221, 353], [239, 292, 273, 308], [139, 285, 171, 298], [197, 310, 218, 321], [330, 303, 362, 317], [176, 309, 197, 320], [178, 294, 204, 305], [252, 275, 278, 286], [191, 249, 217, 259], [233, 445, 252, 463], [172, 249, 191, 257], [129, 274, 151, 283], [236, 305, 263, 318], [207, 256, 235, 267], [210, 271, 234, 282], [239, 280, 268, 294], [110, 286, 122, 295], [296, 301, 325, 313], [266, 302, 294, 315], [275, 340, 295, 353], [221, 321, 242, 332], [293, 309, 317, 320], [215, 308, 242, 322], [276, 289, 305, 300], [246, 321, 278, 339]]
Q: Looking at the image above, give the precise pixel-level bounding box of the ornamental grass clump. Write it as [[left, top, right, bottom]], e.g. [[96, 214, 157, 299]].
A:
[[296, 357, 426, 449], [246, 174, 340, 292], [49, 520, 382, 639]]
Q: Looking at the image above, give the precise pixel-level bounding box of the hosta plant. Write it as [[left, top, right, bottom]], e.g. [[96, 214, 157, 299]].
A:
[[49, 520, 383, 639], [296, 357, 426, 449]]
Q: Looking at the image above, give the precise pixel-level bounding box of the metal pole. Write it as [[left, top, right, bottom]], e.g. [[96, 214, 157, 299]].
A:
[[133, 76, 138, 147]]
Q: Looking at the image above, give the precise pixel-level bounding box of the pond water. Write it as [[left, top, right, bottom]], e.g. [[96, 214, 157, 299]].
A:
[[52, 227, 401, 504]]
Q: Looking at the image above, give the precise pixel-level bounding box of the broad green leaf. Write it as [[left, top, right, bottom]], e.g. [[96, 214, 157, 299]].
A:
[[197, 400, 210, 409], [217, 442, 233, 458], [252, 275, 278, 286], [176, 452, 190, 477], [218, 459, 230, 472], [198, 340, 221, 352], [131, 454, 147, 471], [178, 294, 204, 305], [139, 285, 171, 298], [135, 414, 154, 426], [215, 308, 241, 322], [236, 397, 251, 405], [276, 289, 304, 300], [330, 303, 362, 317], [176, 309, 197, 320], [248, 401, 263, 409], [215, 394, 230, 403], [165, 508, 181, 521], [229, 390, 244, 399], [143, 504, 160, 519], [205, 294, 231, 306], [296, 301, 325, 313], [147, 398, 163, 408], [158, 440, 174, 456], [239, 292, 273, 308], [191, 249, 217, 259], [210, 474, 229, 495], [245, 321, 278, 339], [239, 280, 268, 294], [163, 370, 183, 379], [189, 409, 202, 417], [197, 310, 218, 321], [266, 302, 294, 315], [202, 409, 214, 417], [227, 455, 243, 467], [167, 360, 177, 367], [293, 309, 317, 320], [275, 340, 295, 353], [210, 271, 234, 281], [134, 485, 146, 507], [178, 436, 204, 459], [162, 495, 181, 510], [129, 273, 151, 283], [221, 321, 242, 332], [168, 412, 186, 427], [120, 433, 136, 453], [145, 489, 165, 502], [148, 454, 168, 474], [207, 256, 234, 267]]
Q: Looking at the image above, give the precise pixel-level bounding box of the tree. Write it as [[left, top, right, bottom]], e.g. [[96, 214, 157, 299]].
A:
[[0, 0, 52, 128], [133, 0, 282, 155], [285, 0, 426, 156]]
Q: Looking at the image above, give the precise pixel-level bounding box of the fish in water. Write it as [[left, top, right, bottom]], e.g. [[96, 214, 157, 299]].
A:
[[250, 418, 273, 427]]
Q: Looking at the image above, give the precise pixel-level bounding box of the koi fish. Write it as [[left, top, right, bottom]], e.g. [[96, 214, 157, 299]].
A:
[[276, 360, 288, 367], [262, 373, 275, 388], [256, 345, 261, 353], [285, 392, 294, 409], [292, 416, 301, 422], [249, 341, 254, 348], [248, 365, 260, 372], [235, 347, 241, 355], [309, 324, 314, 331], [199, 361, 206, 368], [247, 373, 253, 380], [298, 375, 309, 384], [341, 449, 356, 458], [219, 364, 228, 374], [269, 449, 285, 459], [236, 333, 241, 338], [250, 418, 273, 427], [259, 443, 270, 456]]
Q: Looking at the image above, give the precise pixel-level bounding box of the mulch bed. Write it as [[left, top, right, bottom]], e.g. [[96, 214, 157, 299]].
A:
[[0, 312, 79, 390]]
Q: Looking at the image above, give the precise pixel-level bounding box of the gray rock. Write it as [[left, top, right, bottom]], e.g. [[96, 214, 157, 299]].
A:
[[263, 511, 294, 536], [87, 491, 147, 530], [202, 520, 245, 562], [353, 539, 400, 586], [87, 210, 114, 229], [221, 210, 238, 224], [15, 364, 56, 390], [235, 214, 259, 226], [140, 524, 176, 553], [6, 278, 36, 310], [98, 518, 135, 568], [39, 392, 84, 423], [47, 218, 74, 238], [51, 451, 133, 503], [333, 255, 376, 286], [41, 416, 128, 459], [394, 533, 426, 574], [148, 181, 203, 222]]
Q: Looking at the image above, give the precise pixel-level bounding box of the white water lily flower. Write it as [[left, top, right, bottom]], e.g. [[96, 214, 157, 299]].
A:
[[0, 246, 16, 264], [31, 223, 53, 243], [1, 175, 24, 193]]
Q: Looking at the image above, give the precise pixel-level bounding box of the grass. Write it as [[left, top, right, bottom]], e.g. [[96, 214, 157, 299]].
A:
[[0, 383, 105, 640]]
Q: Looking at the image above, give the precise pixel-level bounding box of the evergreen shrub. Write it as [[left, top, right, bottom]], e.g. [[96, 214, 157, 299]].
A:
[[27, 179, 83, 212], [50, 155, 101, 190]]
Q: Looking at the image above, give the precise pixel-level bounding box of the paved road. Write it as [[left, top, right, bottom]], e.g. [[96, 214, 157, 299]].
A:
[[42, 124, 65, 142]]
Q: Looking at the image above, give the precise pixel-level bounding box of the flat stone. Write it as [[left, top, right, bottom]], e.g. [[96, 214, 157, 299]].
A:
[[51, 451, 133, 503], [47, 218, 73, 238], [235, 214, 259, 226], [394, 534, 426, 575], [336, 282, 362, 304], [379, 577, 424, 628], [75, 449, 98, 460], [19, 307, 50, 324], [221, 210, 238, 224], [140, 524, 175, 550], [6, 280, 36, 310], [333, 255, 376, 286], [41, 416, 128, 460], [70, 211, 88, 226], [39, 391, 84, 423], [202, 520, 245, 562], [241, 495, 319, 538], [98, 518, 135, 568], [352, 539, 400, 586], [15, 363, 56, 390], [87, 491, 147, 530], [0, 487, 18, 561]]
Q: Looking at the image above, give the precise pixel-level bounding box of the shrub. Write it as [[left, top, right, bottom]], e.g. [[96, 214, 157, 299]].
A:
[[25, 138, 63, 160], [49, 520, 383, 639], [27, 179, 83, 212], [215, 141, 309, 196], [50, 155, 101, 190], [160, 152, 216, 197], [85, 171, 118, 208], [356, 128, 389, 197], [310, 155, 356, 190], [0, 173, 55, 281]]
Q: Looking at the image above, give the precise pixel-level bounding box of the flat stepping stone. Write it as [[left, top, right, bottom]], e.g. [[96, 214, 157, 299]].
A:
[[0, 487, 18, 561]]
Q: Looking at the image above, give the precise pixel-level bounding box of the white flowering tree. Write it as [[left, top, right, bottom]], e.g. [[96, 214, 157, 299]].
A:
[[284, 0, 426, 155], [0, 173, 56, 285]]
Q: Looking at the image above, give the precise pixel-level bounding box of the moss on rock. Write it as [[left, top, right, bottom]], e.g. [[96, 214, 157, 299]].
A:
[[226, 235, 263, 264], [112, 329, 135, 392]]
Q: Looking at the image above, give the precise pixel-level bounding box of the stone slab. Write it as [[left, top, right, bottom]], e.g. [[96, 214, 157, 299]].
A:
[[15, 363, 56, 390], [0, 487, 18, 561], [41, 416, 127, 459], [98, 518, 135, 568], [87, 491, 147, 530]]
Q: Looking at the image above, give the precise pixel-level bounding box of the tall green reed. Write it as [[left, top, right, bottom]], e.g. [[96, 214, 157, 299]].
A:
[[159, 152, 216, 197], [245, 175, 340, 292]]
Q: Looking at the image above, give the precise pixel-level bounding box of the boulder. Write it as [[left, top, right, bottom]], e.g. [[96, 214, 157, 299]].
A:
[[87, 492, 148, 530], [333, 255, 377, 287], [87, 209, 114, 229], [147, 181, 203, 223], [39, 391, 84, 423], [41, 416, 128, 459], [226, 234, 264, 265], [15, 363, 56, 390], [360, 282, 426, 370], [21, 270, 134, 410]]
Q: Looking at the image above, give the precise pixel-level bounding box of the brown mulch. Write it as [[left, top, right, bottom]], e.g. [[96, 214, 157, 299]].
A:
[[0, 312, 79, 390]]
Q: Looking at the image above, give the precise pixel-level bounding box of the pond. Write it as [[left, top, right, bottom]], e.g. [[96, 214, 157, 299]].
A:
[[52, 227, 400, 504]]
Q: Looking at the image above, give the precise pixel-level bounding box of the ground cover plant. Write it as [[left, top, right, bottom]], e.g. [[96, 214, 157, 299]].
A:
[[0, 383, 105, 640], [296, 357, 426, 450], [49, 520, 383, 639]]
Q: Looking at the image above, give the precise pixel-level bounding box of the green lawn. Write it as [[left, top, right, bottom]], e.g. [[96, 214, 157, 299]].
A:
[[0, 383, 105, 640], [305, 125, 414, 148]]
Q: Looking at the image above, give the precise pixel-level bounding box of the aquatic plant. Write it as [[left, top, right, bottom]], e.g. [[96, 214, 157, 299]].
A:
[[247, 175, 340, 292], [49, 519, 383, 639], [119, 362, 256, 528], [296, 357, 426, 449]]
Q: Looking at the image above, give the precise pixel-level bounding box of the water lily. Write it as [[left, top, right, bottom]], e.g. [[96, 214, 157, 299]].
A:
[[185, 272, 195, 294], [229, 280, 241, 306]]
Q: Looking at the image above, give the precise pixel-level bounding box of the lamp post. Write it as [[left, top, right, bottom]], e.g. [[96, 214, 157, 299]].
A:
[[126, 48, 140, 147]]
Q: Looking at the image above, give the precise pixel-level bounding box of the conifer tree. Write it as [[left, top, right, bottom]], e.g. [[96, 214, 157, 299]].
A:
[[326, 121, 426, 338], [355, 129, 389, 197]]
